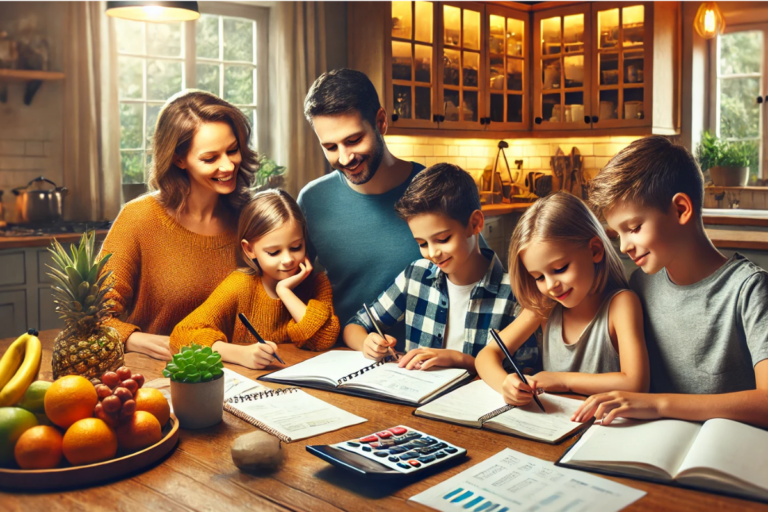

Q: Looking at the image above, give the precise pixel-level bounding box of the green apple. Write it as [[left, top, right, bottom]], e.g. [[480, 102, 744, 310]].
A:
[[18, 381, 51, 414], [0, 407, 38, 466]]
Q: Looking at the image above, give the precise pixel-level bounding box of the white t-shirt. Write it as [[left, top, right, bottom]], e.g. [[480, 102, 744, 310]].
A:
[[444, 278, 478, 352]]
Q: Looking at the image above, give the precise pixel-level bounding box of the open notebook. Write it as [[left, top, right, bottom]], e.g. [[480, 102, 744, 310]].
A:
[[558, 418, 768, 503], [259, 351, 473, 406], [414, 380, 589, 444]]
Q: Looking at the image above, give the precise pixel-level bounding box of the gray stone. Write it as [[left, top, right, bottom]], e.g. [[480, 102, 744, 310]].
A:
[[231, 430, 283, 471]]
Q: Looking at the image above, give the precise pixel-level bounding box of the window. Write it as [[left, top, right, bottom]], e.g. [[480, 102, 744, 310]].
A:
[[115, 4, 268, 185], [713, 28, 764, 179]]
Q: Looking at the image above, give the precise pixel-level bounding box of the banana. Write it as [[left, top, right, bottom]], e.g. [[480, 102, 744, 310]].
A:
[[0, 332, 32, 392], [0, 334, 42, 407]]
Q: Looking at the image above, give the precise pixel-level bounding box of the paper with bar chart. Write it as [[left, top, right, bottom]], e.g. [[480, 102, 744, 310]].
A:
[[409, 448, 645, 512]]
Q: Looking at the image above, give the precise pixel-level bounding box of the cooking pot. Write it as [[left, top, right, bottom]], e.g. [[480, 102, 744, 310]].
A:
[[12, 176, 68, 223]]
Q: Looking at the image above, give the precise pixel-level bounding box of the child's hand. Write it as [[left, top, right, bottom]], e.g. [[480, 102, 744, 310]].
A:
[[571, 391, 662, 424], [501, 373, 538, 406], [531, 371, 568, 393], [363, 332, 396, 360], [276, 256, 313, 291], [242, 341, 282, 369], [398, 348, 447, 370]]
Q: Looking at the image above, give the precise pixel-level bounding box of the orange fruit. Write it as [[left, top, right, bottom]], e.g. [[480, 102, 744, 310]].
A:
[[44, 375, 98, 429], [62, 418, 117, 465], [14, 425, 63, 469], [115, 411, 162, 453], [134, 388, 171, 427]]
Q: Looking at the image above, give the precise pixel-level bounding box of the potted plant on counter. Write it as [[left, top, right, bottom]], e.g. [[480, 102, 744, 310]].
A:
[[696, 130, 752, 187], [163, 344, 225, 429]]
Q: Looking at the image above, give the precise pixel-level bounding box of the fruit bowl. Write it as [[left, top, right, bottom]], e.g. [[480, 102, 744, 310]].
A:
[[0, 415, 179, 491]]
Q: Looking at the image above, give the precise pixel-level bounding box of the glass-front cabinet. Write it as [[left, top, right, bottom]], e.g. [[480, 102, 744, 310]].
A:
[[485, 5, 528, 131], [591, 2, 651, 128], [533, 4, 592, 131]]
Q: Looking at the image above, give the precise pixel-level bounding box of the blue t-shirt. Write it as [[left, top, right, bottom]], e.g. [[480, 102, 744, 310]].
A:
[[297, 163, 426, 343]]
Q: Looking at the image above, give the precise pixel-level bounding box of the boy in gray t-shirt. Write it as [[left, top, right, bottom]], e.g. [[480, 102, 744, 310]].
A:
[[572, 136, 768, 428]]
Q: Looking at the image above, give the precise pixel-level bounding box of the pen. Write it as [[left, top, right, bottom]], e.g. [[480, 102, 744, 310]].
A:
[[238, 312, 286, 365], [490, 328, 545, 412], [363, 304, 398, 362]]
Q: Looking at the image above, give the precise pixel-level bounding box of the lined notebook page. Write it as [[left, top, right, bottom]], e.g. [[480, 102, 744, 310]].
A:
[[265, 351, 380, 386], [345, 364, 468, 403], [223, 368, 268, 400], [486, 394, 585, 442], [415, 380, 511, 426]]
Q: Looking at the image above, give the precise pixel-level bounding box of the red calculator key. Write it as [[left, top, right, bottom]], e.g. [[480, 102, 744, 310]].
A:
[[408, 460, 421, 467], [369, 443, 380, 449], [388, 427, 407, 435], [359, 435, 378, 443], [376, 431, 393, 439]]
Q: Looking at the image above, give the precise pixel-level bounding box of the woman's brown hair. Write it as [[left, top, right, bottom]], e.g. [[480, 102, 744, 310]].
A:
[[237, 189, 308, 275], [148, 90, 258, 213], [509, 192, 628, 317]]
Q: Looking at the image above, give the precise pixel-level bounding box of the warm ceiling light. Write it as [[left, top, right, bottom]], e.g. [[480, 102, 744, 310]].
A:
[[106, 2, 200, 22], [693, 2, 725, 40]]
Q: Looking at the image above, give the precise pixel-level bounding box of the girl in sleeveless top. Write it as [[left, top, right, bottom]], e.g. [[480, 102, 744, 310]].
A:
[[476, 192, 649, 411]]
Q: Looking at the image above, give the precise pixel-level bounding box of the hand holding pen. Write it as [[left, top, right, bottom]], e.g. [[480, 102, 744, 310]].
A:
[[238, 313, 286, 365], [490, 329, 545, 412], [362, 304, 399, 362]]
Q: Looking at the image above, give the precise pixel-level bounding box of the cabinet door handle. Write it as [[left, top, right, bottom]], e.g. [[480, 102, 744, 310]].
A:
[[439, 115, 445, 122], [758, 97, 764, 104], [535, 117, 542, 125], [592, 116, 599, 123], [584, 116, 591, 124], [392, 113, 399, 122], [433, 114, 440, 122]]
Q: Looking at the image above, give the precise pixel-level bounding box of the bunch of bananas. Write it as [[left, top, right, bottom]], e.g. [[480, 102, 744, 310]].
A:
[[0, 330, 42, 407]]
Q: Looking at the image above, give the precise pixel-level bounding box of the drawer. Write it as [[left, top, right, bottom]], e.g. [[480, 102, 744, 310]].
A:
[[0, 290, 27, 338], [38, 249, 56, 284], [0, 251, 26, 287]]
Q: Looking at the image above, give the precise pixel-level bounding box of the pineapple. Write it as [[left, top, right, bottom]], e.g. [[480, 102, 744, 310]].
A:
[[47, 231, 124, 379]]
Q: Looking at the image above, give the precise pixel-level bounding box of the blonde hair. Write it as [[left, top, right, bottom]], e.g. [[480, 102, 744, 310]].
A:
[[148, 90, 259, 214], [237, 189, 308, 275], [509, 192, 628, 316]]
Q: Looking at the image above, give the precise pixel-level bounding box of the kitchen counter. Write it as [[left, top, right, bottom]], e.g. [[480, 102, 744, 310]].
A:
[[0, 230, 109, 249]]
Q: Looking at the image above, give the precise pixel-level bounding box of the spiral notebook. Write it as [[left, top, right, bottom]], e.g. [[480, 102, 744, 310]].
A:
[[414, 380, 589, 444], [224, 387, 367, 443], [259, 351, 473, 406]]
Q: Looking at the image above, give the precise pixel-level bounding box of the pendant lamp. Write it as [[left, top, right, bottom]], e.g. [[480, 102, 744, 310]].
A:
[[693, 2, 725, 40], [106, 1, 200, 22]]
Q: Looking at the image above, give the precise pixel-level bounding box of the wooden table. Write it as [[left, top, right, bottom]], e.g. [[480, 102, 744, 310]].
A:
[[1, 331, 766, 511]]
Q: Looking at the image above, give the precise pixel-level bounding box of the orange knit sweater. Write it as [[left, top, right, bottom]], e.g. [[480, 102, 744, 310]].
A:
[[100, 194, 239, 342], [169, 270, 339, 352]]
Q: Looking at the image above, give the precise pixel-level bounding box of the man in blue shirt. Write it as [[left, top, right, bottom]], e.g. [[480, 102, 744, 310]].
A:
[[298, 69, 424, 344]]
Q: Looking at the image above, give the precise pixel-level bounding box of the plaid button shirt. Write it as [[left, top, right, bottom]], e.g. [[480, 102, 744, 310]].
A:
[[348, 248, 539, 370]]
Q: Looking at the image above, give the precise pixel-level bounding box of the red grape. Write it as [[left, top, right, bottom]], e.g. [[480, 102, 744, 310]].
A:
[[122, 379, 138, 395], [114, 387, 133, 403], [95, 384, 112, 399], [102, 395, 122, 413], [131, 374, 145, 388], [116, 367, 132, 381], [96, 409, 116, 426], [94, 402, 103, 415], [121, 399, 136, 418], [101, 372, 119, 388]]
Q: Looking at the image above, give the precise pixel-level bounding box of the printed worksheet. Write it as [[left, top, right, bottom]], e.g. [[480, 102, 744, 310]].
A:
[[223, 367, 268, 400], [409, 448, 645, 512]]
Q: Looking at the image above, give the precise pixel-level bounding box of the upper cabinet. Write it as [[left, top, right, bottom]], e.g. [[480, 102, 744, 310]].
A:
[[350, 1, 679, 136]]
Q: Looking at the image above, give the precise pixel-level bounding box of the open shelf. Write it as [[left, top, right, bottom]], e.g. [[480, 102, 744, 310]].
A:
[[0, 69, 65, 82]]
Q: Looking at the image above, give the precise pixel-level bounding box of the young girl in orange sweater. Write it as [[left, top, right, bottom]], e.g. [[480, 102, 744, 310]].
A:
[[170, 189, 340, 369]]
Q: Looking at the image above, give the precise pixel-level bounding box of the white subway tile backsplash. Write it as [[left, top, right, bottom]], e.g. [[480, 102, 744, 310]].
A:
[[25, 141, 44, 156], [413, 145, 434, 157], [388, 144, 413, 157], [459, 146, 474, 157], [0, 140, 25, 156], [433, 145, 448, 157], [411, 156, 427, 166], [448, 146, 459, 157], [0, 157, 26, 170]]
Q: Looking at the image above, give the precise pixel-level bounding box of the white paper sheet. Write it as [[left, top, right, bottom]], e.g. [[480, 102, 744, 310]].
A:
[[409, 448, 646, 512], [486, 394, 585, 442], [415, 379, 511, 426]]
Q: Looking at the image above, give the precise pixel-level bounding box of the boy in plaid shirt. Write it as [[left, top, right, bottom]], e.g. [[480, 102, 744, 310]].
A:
[[343, 163, 538, 372]]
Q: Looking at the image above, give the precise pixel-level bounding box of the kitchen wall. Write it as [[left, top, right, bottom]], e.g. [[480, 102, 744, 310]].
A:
[[0, 2, 65, 223]]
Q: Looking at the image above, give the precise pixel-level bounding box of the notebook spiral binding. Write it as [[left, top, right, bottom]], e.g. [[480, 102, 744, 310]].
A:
[[336, 354, 396, 385], [478, 404, 516, 424], [224, 387, 300, 443]]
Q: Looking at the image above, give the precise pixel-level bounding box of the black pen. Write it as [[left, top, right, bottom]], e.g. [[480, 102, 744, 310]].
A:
[[363, 304, 398, 362], [490, 328, 545, 412], [238, 312, 286, 365]]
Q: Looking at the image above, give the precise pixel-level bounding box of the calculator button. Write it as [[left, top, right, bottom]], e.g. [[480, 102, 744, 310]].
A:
[[435, 451, 447, 458], [369, 443, 380, 449], [346, 442, 360, 447], [400, 451, 420, 460], [432, 443, 448, 451], [388, 456, 400, 462], [362, 446, 372, 452], [444, 447, 458, 454], [388, 447, 407, 454], [419, 446, 440, 455], [417, 455, 436, 463], [405, 432, 421, 439], [393, 436, 410, 446], [423, 438, 438, 446], [388, 427, 407, 435], [411, 440, 429, 447], [374, 451, 389, 457], [376, 431, 392, 439], [397, 462, 411, 469], [377, 439, 395, 447], [408, 460, 422, 467], [359, 435, 378, 443]]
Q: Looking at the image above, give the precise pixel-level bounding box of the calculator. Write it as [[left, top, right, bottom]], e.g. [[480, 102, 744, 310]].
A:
[[306, 425, 467, 479]]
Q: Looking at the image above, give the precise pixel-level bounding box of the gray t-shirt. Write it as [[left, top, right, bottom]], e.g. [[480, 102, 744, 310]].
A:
[[630, 254, 768, 394]]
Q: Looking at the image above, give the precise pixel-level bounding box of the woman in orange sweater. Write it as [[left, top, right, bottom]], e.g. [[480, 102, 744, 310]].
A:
[[170, 189, 339, 369], [100, 90, 258, 360]]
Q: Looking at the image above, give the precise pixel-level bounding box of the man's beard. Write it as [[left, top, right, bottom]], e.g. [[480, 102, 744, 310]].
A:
[[337, 131, 385, 185]]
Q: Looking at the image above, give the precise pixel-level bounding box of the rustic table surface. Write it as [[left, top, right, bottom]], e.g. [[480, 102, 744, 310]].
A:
[[1, 330, 766, 511]]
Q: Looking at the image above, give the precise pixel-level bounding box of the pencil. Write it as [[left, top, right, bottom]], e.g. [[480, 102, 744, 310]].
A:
[[363, 304, 398, 362], [237, 312, 286, 365], [489, 328, 545, 412]]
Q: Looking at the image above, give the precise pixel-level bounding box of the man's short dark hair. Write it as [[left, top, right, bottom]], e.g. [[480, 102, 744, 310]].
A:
[[589, 135, 705, 216], [395, 163, 482, 226], [303, 69, 382, 128]]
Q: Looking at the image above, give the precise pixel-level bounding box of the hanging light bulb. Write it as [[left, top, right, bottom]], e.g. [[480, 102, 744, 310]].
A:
[[106, 1, 200, 22], [693, 2, 725, 40]]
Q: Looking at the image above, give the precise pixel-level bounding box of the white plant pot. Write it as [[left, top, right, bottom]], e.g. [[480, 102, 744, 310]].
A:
[[710, 166, 749, 187], [170, 376, 224, 429]]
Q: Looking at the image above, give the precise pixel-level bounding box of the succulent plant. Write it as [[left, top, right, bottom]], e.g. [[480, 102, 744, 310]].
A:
[[163, 344, 224, 383]]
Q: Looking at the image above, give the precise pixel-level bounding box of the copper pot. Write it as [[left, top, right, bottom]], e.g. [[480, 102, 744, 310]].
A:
[[12, 176, 68, 223]]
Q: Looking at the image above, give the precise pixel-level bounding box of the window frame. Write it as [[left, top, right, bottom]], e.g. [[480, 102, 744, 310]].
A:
[[709, 23, 766, 179]]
